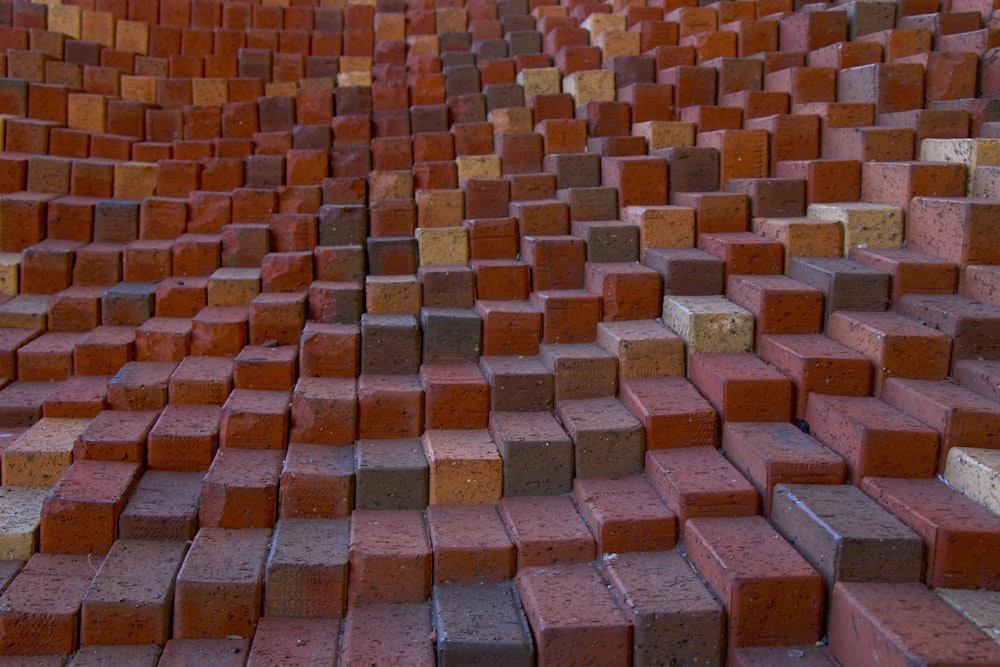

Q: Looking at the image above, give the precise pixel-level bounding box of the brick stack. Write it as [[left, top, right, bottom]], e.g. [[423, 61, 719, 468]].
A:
[[0, 0, 999, 663]]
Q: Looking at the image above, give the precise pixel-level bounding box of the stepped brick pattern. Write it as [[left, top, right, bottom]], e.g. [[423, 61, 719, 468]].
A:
[[2, 0, 1000, 663]]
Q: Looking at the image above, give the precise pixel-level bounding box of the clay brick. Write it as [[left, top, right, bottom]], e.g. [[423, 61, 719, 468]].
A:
[[773, 159, 861, 204], [500, 494, 595, 567], [556, 186, 619, 222], [808, 201, 905, 254], [68, 644, 163, 666], [584, 262, 661, 323], [42, 375, 109, 420], [697, 232, 784, 277], [218, 388, 289, 450], [17, 332, 82, 382], [360, 314, 421, 376], [0, 486, 48, 560], [101, 283, 156, 328], [670, 191, 749, 235], [200, 447, 283, 529], [771, 483, 923, 592], [645, 447, 760, 525], [726, 274, 824, 345], [520, 235, 585, 292], [418, 266, 476, 310], [557, 397, 645, 479], [477, 355, 552, 414], [349, 509, 431, 605], [907, 197, 1000, 267], [515, 563, 629, 666], [426, 505, 515, 584], [105, 361, 174, 412], [340, 603, 434, 667], [0, 193, 56, 253], [594, 320, 683, 380], [173, 527, 270, 639], [805, 394, 939, 483], [166, 355, 232, 406], [543, 153, 600, 190], [134, 317, 191, 363], [620, 377, 718, 450], [0, 381, 60, 428], [419, 364, 488, 430], [642, 248, 723, 296], [118, 471, 201, 542], [73, 325, 136, 378], [189, 306, 247, 356], [432, 583, 534, 665], [246, 617, 340, 666], [146, 403, 220, 472], [944, 447, 1000, 517], [530, 289, 600, 344], [2, 417, 89, 486], [684, 516, 825, 648], [600, 155, 668, 208], [838, 63, 924, 115], [829, 582, 1000, 667], [124, 240, 173, 283], [574, 475, 676, 554], [80, 539, 188, 646], [662, 295, 754, 365], [354, 437, 428, 510], [538, 342, 618, 402], [603, 550, 724, 667], [848, 247, 958, 306], [0, 553, 98, 655], [695, 128, 768, 188], [73, 409, 157, 465], [261, 518, 348, 618], [897, 294, 1000, 368], [954, 359, 1000, 403], [724, 178, 805, 219], [0, 294, 50, 332], [357, 374, 424, 440], [787, 257, 890, 320]]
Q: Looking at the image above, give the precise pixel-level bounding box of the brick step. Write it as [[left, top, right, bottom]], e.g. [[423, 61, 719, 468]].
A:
[[944, 447, 1000, 517]]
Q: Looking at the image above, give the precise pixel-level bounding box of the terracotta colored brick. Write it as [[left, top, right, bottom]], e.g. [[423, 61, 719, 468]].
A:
[[279, 442, 354, 520], [20, 240, 81, 295], [426, 504, 515, 584], [583, 262, 661, 322], [218, 389, 289, 450], [189, 306, 247, 356], [727, 275, 824, 346], [470, 259, 530, 300], [829, 582, 1000, 667], [0, 381, 59, 428], [520, 235, 585, 291], [146, 403, 220, 472], [954, 359, 1000, 403], [771, 484, 923, 592], [42, 375, 109, 420], [419, 363, 489, 430], [620, 377, 717, 450], [500, 494, 595, 567], [774, 159, 861, 204], [697, 232, 784, 277], [530, 289, 601, 344], [907, 197, 1000, 267], [0, 294, 50, 332], [538, 342, 618, 402], [101, 282, 156, 327], [671, 191, 749, 235], [515, 563, 630, 667], [118, 471, 202, 542], [684, 516, 824, 649], [646, 446, 760, 526], [74, 325, 136, 377], [134, 317, 191, 363], [422, 429, 501, 505], [594, 320, 683, 380], [298, 322, 359, 379], [124, 240, 173, 283], [848, 247, 958, 306], [17, 331, 82, 381], [348, 509, 431, 605], [173, 527, 270, 639], [80, 539, 188, 646], [838, 63, 924, 115], [475, 300, 542, 356], [805, 394, 939, 483], [827, 310, 952, 393], [354, 437, 428, 510], [200, 447, 283, 529], [0, 553, 98, 655], [340, 604, 434, 667], [603, 550, 724, 667], [897, 293, 1000, 368], [73, 409, 156, 465], [574, 475, 677, 554], [724, 177, 806, 218], [165, 355, 232, 406], [247, 616, 341, 666]]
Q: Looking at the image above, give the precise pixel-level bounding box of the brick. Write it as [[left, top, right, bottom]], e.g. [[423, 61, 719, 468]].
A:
[[42, 375, 109, 420], [805, 394, 939, 483], [556, 186, 619, 222], [907, 197, 1000, 266], [954, 359, 1000, 403], [247, 617, 340, 666], [771, 483, 923, 592], [573, 475, 676, 554], [74, 326, 136, 377], [829, 582, 1000, 667], [173, 527, 269, 639], [0, 381, 60, 428], [0, 486, 48, 560], [147, 403, 220, 472], [73, 243, 123, 287], [620, 377, 718, 451], [897, 294, 1000, 368], [46, 287, 103, 334], [557, 397, 645, 479], [662, 295, 754, 366], [432, 583, 533, 665], [420, 307, 482, 365], [724, 178, 805, 218], [17, 332, 82, 382], [827, 310, 952, 393], [500, 494, 595, 568], [297, 322, 359, 380], [3, 417, 90, 486], [807, 202, 904, 255], [159, 638, 250, 667], [349, 509, 431, 605], [189, 306, 247, 356], [218, 389, 289, 450], [515, 563, 629, 666], [340, 603, 434, 667], [838, 63, 924, 115], [758, 334, 874, 419], [530, 290, 600, 345], [0, 294, 51, 332], [124, 240, 173, 283], [477, 355, 552, 414], [774, 159, 861, 204], [80, 539, 187, 646], [117, 471, 201, 542], [354, 437, 427, 510], [101, 282, 156, 327], [20, 240, 80, 295], [538, 342, 618, 402], [0, 554, 97, 655], [646, 446, 760, 526], [603, 550, 724, 667], [849, 247, 958, 306], [360, 314, 421, 375], [684, 516, 824, 648], [642, 248, 723, 296], [68, 644, 163, 666], [200, 448, 282, 530], [787, 257, 890, 320], [697, 232, 784, 277], [166, 355, 232, 406], [488, 410, 572, 496], [134, 317, 191, 363], [73, 409, 156, 465], [420, 363, 489, 430], [106, 361, 175, 412], [425, 504, 515, 585]]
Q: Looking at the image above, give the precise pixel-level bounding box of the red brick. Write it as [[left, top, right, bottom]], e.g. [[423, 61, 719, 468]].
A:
[[848, 247, 958, 306], [583, 262, 661, 321], [723, 422, 847, 515], [279, 442, 353, 520], [189, 306, 248, 356], [134, 317, 191, 363], [348, 509, 431, 605], [200, 447, 283, 529], [684, 516, 824, 649], [697, 232, 784, 277], [805, 394, 939, 483], [689, 353, 793, 422], [0, 553, 97, 655], [573, 475, 677, 554], [0, 381, 60, 428], [219, 388, 290, 450], [298, 322, 359, 379], [74, 325, 136, 377], [339, 604, 433, 667], [671, 192, 748, 235], [173, 527, 269, 639], [118, 471, 202, 542], [80, 539, 188, 646], [515, 563, 630, 667], [73, 409, 157, 464], [20, 239, 81, 294], [860, 162, 966, 216], [470, 259, 530, 300], [106, 361, 176, 412], [43, 375, 109, 419], [499, 494, 595, 568], [357, 374, 424, 439], [829, 582, 1000, 667], [419, 363, 489, 430], [147, 403, 220, 471], [954, 359, 1000, 403], [774, 159, 861, 204], [476, 300, 543, 356], [520, 235, 585, 291], [124, 240, 173, 283], [426, 504, 515, 584], [907, 197, 1000, 267], [827, 310, 952, 394], [17, 332, 82, 381], [530, 289, 601, 344]]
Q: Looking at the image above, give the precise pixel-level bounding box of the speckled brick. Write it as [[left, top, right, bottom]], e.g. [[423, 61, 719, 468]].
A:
[[478, 355, 553, 413], [68, 644, 162, 666], [619, 377, 718, 449], [173, 527, 270, 639], [424, 429, 502, 504], [602, 550, 724, 667], [219, 389, 290, 449], [157, 638, 251, 667], [2, 417, 90, 486], [80, 539, 188, 646], [516, 563, 631, 667], [499, 495, 596, 568], [264, 518, 349, 618], [106, 362, 176, 412], [340, 603, 434, 667], [146, 404, 220, 471], [289, 377, 356, 445], [689, 353, 793, 423], [433, 583, 535, 667], [279, 442, 354, 519], [40, 460, 141, 555], [556, 397, 645, 479], [861, 476, 1000, 589], [0, 553, 99, 655], [0, 485, 49, 559], [646, 447, 760, 526], [722, 422, 847, 515], [685, 516, 825, 649], [488, 410, 574, 496], [348, 509, 432, 605], [830, 582, 1000, 667], [118, 471, 202, 542], [805, 394, 939, 483], [73, 410, 157, 464], [246, 617, 341, 667], [168, 355, 234, 405], [200, 448, 283, 529], [354, 438, 429, 510], [426, 504, 515, 584], [573, 476, 677, 554]]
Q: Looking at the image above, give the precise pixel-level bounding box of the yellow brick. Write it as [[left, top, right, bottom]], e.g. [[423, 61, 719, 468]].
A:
[[1, 418, 91, 486], [752, 217, 844, 271], [0, 252, 20, 295], [0, 486, 49, 560], [944, 447, 1000, 517], [562, 69, 616, 106], [920, 138, 1000, 194], [580, 12, 627, 39], [456, 154, 501, 182], [114, 162, 158, 200], [424, 430, 503, 505], [192, 78, 228, 106], [336, 71, 372, 87], [207, 268, 262, 307], [596, 320, 686, 380], [417, 227, 469, 267], [594, 30, 641, 60], [624, 205, 697, 258], [338, 56, 371, 73], [807, 202, 903, 254], [662, 295, 754, 370], [0, 294, 49, 330], [81, 10, 115, 47], [633, 121, 698, 149], [516, 67, 561, 103], [299, 77, 336, 89], [120, 75, 157, 103], [48, 4, 82, 39]]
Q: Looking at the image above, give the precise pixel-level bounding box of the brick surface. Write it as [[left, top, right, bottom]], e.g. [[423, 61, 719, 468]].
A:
[[264, 518, 349, 618], [646, 447, 760, 526], [348, 509, 432, 605], [573, 475, 677, 554], [118, 471, 202, 542], [432, 583, 534, 667], [500, 495, 595, 568]]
